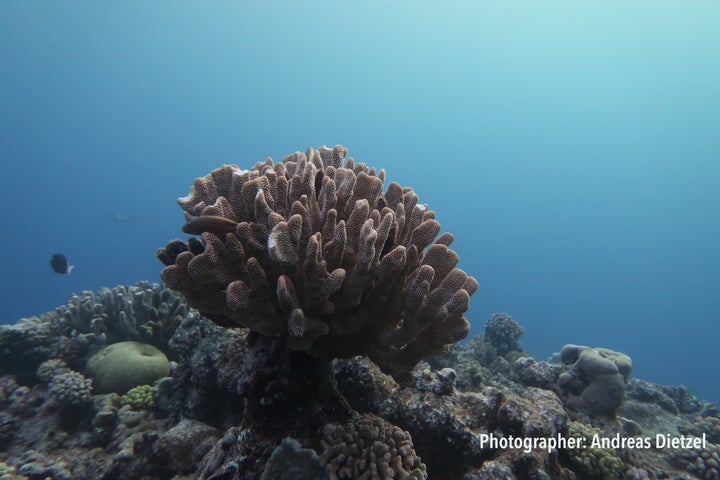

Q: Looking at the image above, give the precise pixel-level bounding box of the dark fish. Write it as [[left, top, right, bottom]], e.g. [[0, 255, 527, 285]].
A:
[[50, 253, 74, 274], [182, 214, 238, 235]]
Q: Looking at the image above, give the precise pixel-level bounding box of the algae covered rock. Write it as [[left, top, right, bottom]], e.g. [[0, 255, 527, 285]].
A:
[[87, 341, 169, 394]]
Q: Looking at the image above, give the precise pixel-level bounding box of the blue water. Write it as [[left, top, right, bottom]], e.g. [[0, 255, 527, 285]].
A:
[[2, 2, 719, 401]]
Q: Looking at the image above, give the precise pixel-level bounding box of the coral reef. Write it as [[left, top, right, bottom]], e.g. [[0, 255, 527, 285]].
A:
[[319, 413, 427, 480], [0, 287, 718, 479], [158, 145, 477, 383], [0, 145, 716, 479], [0, 282, 185, 384]]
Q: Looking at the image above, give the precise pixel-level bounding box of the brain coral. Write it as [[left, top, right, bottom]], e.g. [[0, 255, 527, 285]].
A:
[[158, 145, 477, 383]]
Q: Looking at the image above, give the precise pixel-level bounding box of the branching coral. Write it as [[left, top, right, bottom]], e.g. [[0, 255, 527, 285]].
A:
[[56, 281, 187, 350], [158, 145, 477, 383]]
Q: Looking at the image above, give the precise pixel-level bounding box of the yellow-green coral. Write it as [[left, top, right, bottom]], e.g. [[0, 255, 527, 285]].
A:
[[565, 421, 623, 479], [0, 461, 15, 475], [120, 384, 155, 410], [0, 460, 27, 480]]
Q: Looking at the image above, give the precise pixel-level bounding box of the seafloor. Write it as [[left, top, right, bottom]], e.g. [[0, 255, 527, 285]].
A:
[[0, 281, 716, 480]]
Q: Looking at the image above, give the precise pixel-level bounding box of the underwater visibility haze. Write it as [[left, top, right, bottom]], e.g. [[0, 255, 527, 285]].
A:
[[2, 1, 719, 399], [0, 5, 719, 476]]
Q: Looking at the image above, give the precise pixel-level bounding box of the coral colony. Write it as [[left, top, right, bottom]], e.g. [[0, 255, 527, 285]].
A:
[[158, 144, 476, 384], [0, 146, 717, 479]]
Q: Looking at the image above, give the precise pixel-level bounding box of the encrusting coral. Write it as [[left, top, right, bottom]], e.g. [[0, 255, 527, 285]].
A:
[[158, 145, 477, 383]]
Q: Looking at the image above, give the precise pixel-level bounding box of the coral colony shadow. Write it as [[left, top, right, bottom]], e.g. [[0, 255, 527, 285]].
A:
[[0, 146, 717, 479]]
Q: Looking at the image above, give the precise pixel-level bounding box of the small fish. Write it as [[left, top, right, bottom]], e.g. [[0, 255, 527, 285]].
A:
[[182, 214, 238, 235], [111, 213, 137, 223], [50, 253, 74, 274]]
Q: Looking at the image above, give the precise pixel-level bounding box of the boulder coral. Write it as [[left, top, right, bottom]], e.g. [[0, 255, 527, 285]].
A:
[[158, 145, 477, 383], [558, 344, 632, 417], [86, 341, 169, 394]]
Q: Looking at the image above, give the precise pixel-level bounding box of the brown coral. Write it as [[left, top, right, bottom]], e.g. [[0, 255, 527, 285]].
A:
[[319, 413, 427, 480], [158, 145, 477, 383]]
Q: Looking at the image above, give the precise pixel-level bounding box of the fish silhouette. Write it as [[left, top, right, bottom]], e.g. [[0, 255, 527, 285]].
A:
[[50, 253, 74, 274]]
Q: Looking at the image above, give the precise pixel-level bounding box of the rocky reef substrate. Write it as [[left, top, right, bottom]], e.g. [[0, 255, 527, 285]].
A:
[[0, 283, 716, 480]]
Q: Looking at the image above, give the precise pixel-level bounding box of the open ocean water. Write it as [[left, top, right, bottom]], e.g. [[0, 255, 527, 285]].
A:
[[1, 1, 719, 402]]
